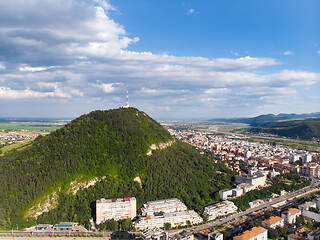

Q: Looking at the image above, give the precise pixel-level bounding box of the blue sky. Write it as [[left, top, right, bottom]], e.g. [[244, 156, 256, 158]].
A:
[[0, 0, 319, 120]]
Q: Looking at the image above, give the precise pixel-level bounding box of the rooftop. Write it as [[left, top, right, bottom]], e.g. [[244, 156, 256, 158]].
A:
[[262, 216, 283, 226], [233, 227, 267, 240]]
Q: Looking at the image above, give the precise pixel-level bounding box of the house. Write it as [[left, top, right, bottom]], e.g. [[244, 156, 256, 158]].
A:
[[233, 227, 267, 240], [281, 208, 301, 224], [287, 234, 308, 240], [261, 216, 284, 229], [295, 227, 311, 237]]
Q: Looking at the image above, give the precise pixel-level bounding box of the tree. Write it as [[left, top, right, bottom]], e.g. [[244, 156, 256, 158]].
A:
[[120, 218, 132, 231], [107, 219, 118, 231], [164, 223, 171, 230]]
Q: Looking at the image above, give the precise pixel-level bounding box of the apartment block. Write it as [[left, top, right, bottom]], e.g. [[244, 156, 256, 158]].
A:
[[219, 189, 233, 200], [96, 197, 136, 224], [203, 201, 238, 222], [141, 198, 187, 216], [134, 210, 203, 230]]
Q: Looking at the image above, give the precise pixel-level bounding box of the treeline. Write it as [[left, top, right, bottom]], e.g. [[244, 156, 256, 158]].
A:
[[0, 108, 233, 229]]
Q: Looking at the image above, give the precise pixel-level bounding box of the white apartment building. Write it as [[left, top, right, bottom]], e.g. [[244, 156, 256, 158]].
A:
[[203, 201, 238, 221], [96, 197, 136, 224], [134, 210, 203, 230], [281, 208, 301, 224], [141, 198, 188, 216], [261, 216, 284, 229], [219, 189, 233, 200], [233, 227, 267, 240]]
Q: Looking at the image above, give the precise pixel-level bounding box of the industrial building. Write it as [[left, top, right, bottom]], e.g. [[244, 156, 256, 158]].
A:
[[96, 197, 136, 224], [203, 201, 238, 221], [141, 198, 187, 216]]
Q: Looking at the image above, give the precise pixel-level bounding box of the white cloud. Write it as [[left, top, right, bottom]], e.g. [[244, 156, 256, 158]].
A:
[[186, 9, 195, 15], [0, 63, 5, 70], [283, 50, 294, 55], [19, 64, 56, 72], [318, 50, 320, 55], [205, 88, 229, 94]]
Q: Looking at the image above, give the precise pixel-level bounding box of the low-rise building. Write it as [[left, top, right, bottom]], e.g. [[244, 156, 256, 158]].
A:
[[249, 200, 264, 208], [134, 210, 203, 230], [308, 230, 320, 240], [233, 227, 267, 240], [287, 234, 307, 240], [219, 189, 233, 200], [203, 201, 238, 221], [299, 202, 316, 211], [261, 216, 284, 229], [281, 208, 301, 224]]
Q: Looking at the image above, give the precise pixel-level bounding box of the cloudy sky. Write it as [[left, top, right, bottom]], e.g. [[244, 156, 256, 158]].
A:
[[0, 0, 319, 120]]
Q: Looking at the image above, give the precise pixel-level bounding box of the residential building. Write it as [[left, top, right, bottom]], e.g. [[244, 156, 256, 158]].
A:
[[281, 208, 301, 224], [141, 198, 187, 216], [308, 230, 320, 240], [134, 210, 203, 230], [261, 216, 284, 229], [96, 197, 136, 224], [141, 228, 168, 240], [233, 227, 267, 240], [208, 232, 223, 240], [203, 201, 238, 221], [287, 234, 307, 240]]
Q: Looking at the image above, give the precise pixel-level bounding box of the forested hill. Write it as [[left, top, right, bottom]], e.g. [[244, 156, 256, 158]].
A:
[[0, 108, 233, 229]]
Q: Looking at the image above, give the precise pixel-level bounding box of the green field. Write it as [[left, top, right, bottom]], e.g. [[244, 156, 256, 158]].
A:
[[0, 122, 63, 131]]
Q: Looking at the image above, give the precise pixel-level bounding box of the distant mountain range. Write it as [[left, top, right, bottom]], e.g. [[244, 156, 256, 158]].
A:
[[209, 112, 320, 140]]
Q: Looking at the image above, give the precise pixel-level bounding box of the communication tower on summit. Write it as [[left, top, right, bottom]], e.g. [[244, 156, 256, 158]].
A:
[[124, 86, 129, 108]]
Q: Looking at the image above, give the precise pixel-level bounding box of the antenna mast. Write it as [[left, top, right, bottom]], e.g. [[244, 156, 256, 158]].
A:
[[124, 86, 129, 108]]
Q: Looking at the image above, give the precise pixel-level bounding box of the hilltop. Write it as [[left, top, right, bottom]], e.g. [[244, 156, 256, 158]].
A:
[[0, 108, 232, 229]]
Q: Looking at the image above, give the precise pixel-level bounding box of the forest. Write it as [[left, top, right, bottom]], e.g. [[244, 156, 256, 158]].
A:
[[0, 108, 234, 229]]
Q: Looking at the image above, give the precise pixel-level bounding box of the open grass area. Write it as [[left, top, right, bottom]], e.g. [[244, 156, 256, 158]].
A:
[[0, 122, 62, 131], [0, 140, 33, 156]]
